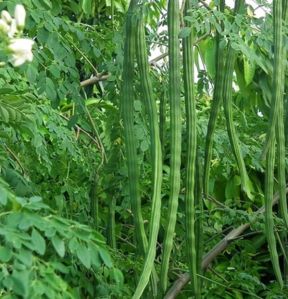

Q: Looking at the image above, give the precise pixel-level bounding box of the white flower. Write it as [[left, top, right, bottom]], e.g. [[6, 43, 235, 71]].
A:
[[14, 4, 26, 29], [1, 10, 12, 25], [8, 38, 34, 66], [7, 19, 17, 38], [0, 19, 10, 34]]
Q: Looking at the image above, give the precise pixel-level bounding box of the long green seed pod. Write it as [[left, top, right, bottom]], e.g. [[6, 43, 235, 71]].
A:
[[284, 0, 288, 17], [264, 0, 285, 287], [276, 98, 288, 229], [203, 0, 225, 197], [121, 0, 147, 254], [160, 0, 181, 293], [222, 0, 250, 197], [262, 0, 287, 158], [276, 0, 288, 229], [195, 151, 203, 293], [279, 1, 288, 286], [160, 85, 167, 156], [265, 139, 283, 287], [283, 1, 288, 148], [223, 47, 249, 193], [182, 0, 198, 296], [132, 13, 163, 299]]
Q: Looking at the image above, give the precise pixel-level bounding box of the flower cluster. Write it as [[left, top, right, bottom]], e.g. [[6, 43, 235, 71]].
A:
[[0, 5, 34, 67]]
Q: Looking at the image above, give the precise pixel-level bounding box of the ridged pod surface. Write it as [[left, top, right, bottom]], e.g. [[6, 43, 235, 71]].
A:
[[264, 0, 285, 287], [183, 0, 198, 296], [160, 0, 181, 293], [120, 0, 147, 254], [222, 0, 251, 197], [203, 0, 225, 197], [262, 0, 287, 156], [265, 139, 283, 286], [132, 11, 163, 299], [276, 0, 288, 229]]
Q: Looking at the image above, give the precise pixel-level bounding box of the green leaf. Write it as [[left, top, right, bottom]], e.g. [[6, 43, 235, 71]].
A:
[[68, 237, 79, 254], [82, 0, 92, 14], [134, 100, 142, 111], [67, 115, 78, 129], [51, 235, 65, 258], [37, 27, 50, 43], [47, 65, 61, 79], [90, 246, 101, 268], [50, 261, 69, 274], [0, 106, 10, 123], [31, 228, 46, 255], [96, 285, 109, 296], [11, 270, 29, 297], [0, 187, 8, 205], [76, 243, 91, 269], [44, 226, 56, 238], [0, 88, 14, 95], [45, 78, 57, 101], [204, 39, 216, 78], [98, 246, 112, 268], [179, 27, 191, 38], [111, 268, 124, 285], [244, 175, 254, 200], [225, 177, 237, 200], [0, 246, 12, 262], [243, 57, 255, 86], [26, 64, 38, 83], [15, 249, 33, 267], [140, 140, 149, 152], [32, 0, 52, 9]]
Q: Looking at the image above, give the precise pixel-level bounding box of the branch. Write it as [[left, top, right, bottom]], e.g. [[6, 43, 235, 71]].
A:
[[199, 0, 212, 11], [149, 52, 169, 66], [164, 189, 287, 299], [2, 144, 27, 176], [80, 74, 110, 87], [80, 31, 210, 87], [80, 52, 170, 87]]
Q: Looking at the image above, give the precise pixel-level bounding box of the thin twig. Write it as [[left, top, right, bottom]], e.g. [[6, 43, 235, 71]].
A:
[[149, 52, 169, 66], [207, 194, 227, 208], [59, 114, 102, 150], [2, 144, 27, 175], [83, 104, 107, 169]]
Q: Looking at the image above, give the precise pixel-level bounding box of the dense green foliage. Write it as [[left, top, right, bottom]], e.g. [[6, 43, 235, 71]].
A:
[[0, 0, 288, 298]]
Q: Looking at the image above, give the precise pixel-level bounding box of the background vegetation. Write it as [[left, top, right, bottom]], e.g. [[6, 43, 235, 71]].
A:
[[0, 0, 287, 298]]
